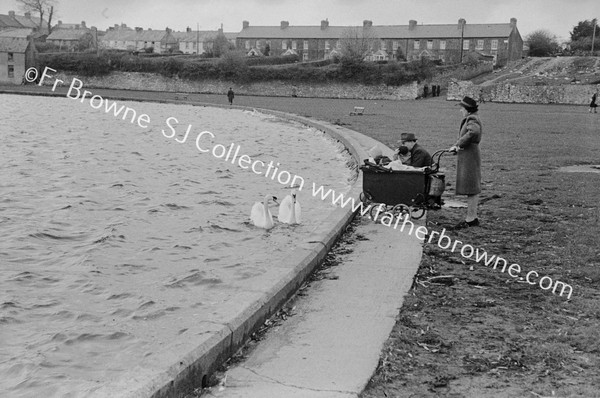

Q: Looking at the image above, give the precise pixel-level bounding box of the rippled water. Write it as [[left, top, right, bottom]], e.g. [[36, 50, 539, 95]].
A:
[[0, 94, 354, 397]]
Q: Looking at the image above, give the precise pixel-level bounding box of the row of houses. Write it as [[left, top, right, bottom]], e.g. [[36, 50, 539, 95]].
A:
[[100, 24, 236, 54], [0, 10, 46, 32], [0, 10, 524, 85], [0, 11, 44, 84], [236, 18, 523, 66]]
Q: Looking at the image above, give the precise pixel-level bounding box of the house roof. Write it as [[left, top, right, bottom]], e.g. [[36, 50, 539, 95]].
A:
[[53, 22, 84, 29], [47, 29, 91, 41], [102, 29, 168, 42], [0, 14, 23, 28], [13, 15, 38, 28], [0, 13, 48, 32], [223, 32, 237, 41], [0, 37, 30, 52], [0, 28, 34, 39], [237, 22, 517, 40], [171, 30, 219, 42], [238, 25, 351, 39]]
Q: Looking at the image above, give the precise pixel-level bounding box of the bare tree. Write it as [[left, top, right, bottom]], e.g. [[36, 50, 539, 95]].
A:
[[339, 26, 378, 62], [16, 0, 58, 33]]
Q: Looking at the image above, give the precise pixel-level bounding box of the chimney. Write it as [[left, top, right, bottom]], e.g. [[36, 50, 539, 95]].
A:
[[408, 20, 417, 30], [280, 20, 289, 29], [58, 20, 62, 26], [186, 26, 191, 33], [81, 21, 86, 28], [25, 12, 31, 19], [510, 17, 517, 28], [166, 27, 172, 34], [243, 20, 249, 29], [363, 20, 373, 28], [121, 23, 127, 29], [9, 11, 15, 18], [135, 27, 143, 32], [321, 19, 329, 30], [114, 24, 119, 28], [458, 18, 466, 29]]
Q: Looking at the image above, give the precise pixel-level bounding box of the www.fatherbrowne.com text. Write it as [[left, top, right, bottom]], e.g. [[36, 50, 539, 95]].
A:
[[30, 67, 573, 300]]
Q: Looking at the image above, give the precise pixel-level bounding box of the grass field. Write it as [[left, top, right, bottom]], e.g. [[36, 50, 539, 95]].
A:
[[4, 86, 600, 396]]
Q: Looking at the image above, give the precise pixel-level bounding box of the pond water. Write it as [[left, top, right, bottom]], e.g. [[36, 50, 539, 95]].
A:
[[0, 94, 354, 397]]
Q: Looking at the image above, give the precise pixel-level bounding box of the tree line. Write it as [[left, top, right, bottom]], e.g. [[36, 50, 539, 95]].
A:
[[528, 19, 600, 56]]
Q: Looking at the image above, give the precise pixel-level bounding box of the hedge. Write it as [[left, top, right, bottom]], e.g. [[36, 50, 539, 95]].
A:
[[36, 52, 437, 85]]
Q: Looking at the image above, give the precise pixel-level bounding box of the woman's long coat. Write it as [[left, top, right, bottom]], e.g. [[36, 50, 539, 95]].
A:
[[455, 114, 482, 195]]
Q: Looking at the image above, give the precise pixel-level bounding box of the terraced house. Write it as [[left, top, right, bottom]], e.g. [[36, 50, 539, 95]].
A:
[[236, 18, 523, 66], [0, 36, 36, 84], [172, 27, 237, 54], [46, 21, 95, 51], [100, 25, 178, 54], [0, 10, 47, 33]]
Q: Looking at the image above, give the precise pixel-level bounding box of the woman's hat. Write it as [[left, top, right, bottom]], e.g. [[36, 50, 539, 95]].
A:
[[458, 96, 478, 110]]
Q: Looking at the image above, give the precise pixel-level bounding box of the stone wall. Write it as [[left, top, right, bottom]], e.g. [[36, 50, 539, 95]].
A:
[[421, 62, 494, 97], [448, 80, 600, 105], [47, 71, 419, 100]]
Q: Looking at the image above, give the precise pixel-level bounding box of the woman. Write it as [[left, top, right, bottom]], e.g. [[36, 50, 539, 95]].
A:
[[449, 96, 482, 229], [590, 93, 597, 113]]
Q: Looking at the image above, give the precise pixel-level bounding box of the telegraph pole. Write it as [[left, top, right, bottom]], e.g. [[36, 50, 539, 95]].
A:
[[196, 22, 200, 54], [459, 19, 465, 63], [592, 18, 597, 55]]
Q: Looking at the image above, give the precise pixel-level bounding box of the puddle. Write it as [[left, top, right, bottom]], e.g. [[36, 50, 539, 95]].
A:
[[558, 165, 600, 174]]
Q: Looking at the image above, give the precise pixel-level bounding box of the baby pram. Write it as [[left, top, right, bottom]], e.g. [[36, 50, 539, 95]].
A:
[[359, 150, 449, 220]]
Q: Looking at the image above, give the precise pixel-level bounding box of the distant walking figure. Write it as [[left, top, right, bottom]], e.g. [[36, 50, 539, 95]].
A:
[[227, 88, 235, 105], [590, 93, 597, 113]]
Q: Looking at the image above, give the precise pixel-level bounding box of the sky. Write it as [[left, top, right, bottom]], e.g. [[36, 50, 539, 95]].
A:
[[6, 0, 600, 42]]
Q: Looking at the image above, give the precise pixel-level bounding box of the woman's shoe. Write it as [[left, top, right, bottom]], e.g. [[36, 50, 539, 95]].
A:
[[453, 218, 479, 229]]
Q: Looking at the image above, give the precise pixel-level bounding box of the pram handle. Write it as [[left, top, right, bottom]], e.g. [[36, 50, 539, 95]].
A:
[[427, 149, 452, 174]]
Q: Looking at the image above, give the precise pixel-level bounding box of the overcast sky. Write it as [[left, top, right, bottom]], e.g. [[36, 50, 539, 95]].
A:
[[6, 0, 600, 41]]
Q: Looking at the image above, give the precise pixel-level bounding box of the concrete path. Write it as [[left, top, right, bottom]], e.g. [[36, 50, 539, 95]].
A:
[[206, 214, 424, 398]]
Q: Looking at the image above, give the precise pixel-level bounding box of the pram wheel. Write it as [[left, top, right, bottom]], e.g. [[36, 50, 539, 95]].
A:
[[392, 204, 411, 220], [369, 203, 386, 221], [359, 191, 373, 204], [410, 206, 426, 220]]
